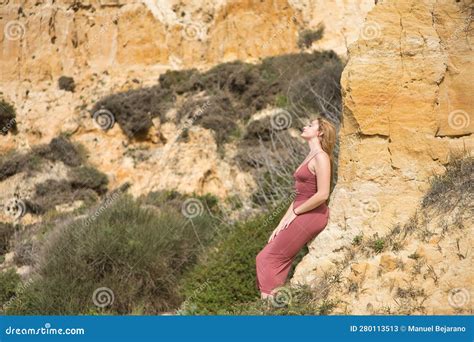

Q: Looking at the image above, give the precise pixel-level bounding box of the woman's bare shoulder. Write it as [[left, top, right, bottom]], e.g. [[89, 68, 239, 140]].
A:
[[309, 151, 330, 171]]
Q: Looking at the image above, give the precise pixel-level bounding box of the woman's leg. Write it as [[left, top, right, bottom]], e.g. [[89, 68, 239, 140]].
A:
[[256, 212, 327, 296]]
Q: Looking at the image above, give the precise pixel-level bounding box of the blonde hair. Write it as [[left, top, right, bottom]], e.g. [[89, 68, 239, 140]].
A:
[[316, 116, 337, 195]]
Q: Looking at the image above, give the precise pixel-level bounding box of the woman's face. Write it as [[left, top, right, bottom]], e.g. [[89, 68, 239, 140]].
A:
[[300, 119, 322, 140]]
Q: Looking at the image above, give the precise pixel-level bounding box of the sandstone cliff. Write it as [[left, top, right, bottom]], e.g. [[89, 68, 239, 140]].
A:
[[0, 0, 472, 315], [0, 0, 373, 200]]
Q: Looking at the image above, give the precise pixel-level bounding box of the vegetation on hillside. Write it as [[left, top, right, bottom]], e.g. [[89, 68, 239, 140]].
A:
[[92, 51, 343, 145], [0, 98, 17, 136], [2, 192, 221, 315]]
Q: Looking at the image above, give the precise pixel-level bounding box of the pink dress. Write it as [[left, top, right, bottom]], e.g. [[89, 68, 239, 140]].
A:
[[256, 153, 330, 295]]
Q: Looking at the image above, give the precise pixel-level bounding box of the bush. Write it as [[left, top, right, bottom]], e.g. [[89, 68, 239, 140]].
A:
[[33, 135, 84, 167], [0, 135, 84, 181], [176, 95, 238, 146], [58, 76, 75, 92], [179, 200, 308, 314], [29, 179, 98, 214], [0, 151, 42, 181], [0, 223, 15, 255], [0, 98, 17, 135], [69, 166, 109, 195], [0, 136, 105, 215], [28, 163, 108, 214], [422, 155, 473, 210], [158, 69, 201, 94], [0, 268, 21, 307], [92, 51, 343, 143], [6, 194, 221, 315], [91, 85, 175, 139], [297, 25, 325, 49], [139, 189, 220, 216], [214, 283, 337, 315]]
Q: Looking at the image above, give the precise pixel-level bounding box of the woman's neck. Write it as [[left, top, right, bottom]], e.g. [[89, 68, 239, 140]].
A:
[[308, 139, 323, 154]]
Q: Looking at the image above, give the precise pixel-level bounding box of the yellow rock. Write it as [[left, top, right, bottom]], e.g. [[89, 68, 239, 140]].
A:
[[379, 254, 398, 272]]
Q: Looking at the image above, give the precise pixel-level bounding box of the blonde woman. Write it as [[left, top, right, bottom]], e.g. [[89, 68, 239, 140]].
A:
[[256, 116, 337, 300]]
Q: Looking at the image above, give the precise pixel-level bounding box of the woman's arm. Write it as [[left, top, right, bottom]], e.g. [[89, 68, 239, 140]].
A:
[[293, 153, 330, 215]]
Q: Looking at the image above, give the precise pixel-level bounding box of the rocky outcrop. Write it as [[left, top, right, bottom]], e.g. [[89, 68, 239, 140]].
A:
[[0, 0, 374, 83], [0, 0, 373, 201], [291, 0, 473, 314]]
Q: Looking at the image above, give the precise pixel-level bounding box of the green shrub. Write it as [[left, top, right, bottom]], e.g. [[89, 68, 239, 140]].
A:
[[251, 171, 293, 206], [0, 135, 84, 181], [0, 268, 21, 306], [369, 233, 385, 254], [30, 179, 98, 214], [179, 200, 308, 314], [0, 151, 43, 181], [158, 69, 201, 94], [352, 234, 363, 246], [0, 223, 15, 255], [176, 95, 238, 146], [215, 284, 338, 316], [275, 94, 288, 108], [91, 85, 175, 139], [0, 139, 105, 215], [69, 166, 109, 195], [33, 135, 84, 167], [6, 194, 220, 315], [92, 51, 343, 143], [139, 189, 220, 216], [422, 156, 473, 209], [0, 98, 17, 135]]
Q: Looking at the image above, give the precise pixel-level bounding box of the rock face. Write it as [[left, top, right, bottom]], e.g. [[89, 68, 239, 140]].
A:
[[0, 0, 373, 201], [0, 0, 374, 83], [0, 0, 472, 315], [291, 0, 473, 314]]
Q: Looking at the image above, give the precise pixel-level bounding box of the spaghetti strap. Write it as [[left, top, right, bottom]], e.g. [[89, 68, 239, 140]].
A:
[[294, 150, 323, 175], [308, 150, 322, 161], [305, 150, 323, 166]]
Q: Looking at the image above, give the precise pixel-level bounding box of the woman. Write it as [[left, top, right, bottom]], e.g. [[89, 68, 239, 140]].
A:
[[256, 115, 336, 301]]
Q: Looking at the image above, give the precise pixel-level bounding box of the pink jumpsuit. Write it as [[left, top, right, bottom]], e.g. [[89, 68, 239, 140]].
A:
[[256, 154, 330, 295]]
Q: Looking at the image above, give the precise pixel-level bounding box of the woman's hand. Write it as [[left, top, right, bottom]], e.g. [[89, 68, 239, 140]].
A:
[[267, 212, 298, 243], [283, 211, 298, 230], [268, 224, 283, 243]]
